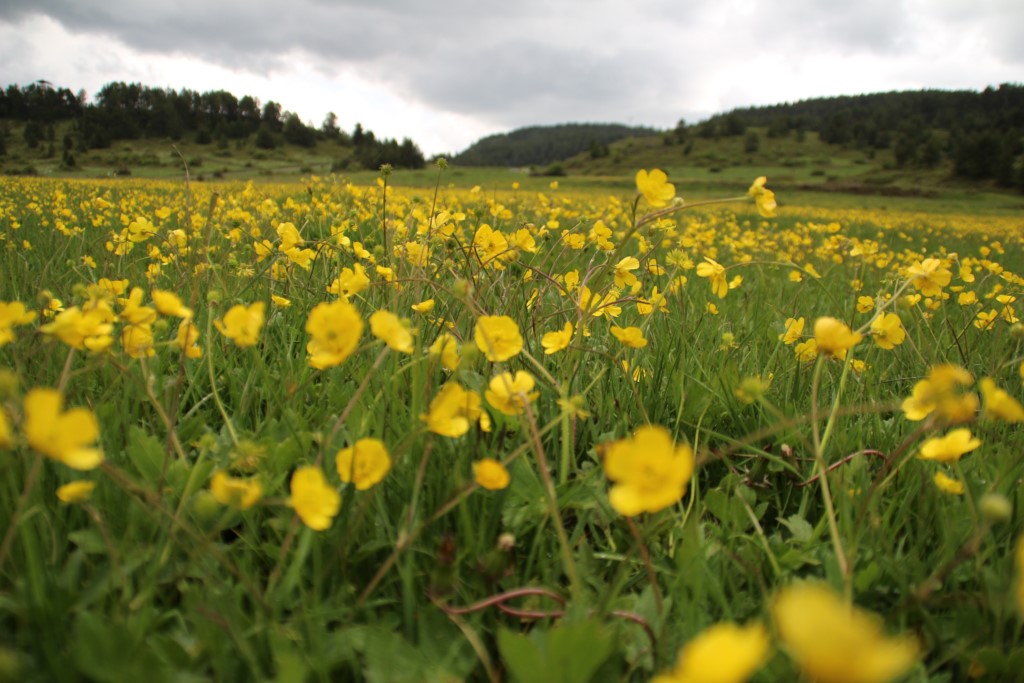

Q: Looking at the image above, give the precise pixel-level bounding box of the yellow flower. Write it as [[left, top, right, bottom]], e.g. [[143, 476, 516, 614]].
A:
[[98, 278, 129, 298], [400, 241, 431, 267], [370, 310, 414, 354], [635, 169, 676, 207], [918, 428, 981, 463], [215, 302, 265, 348], [276, 221, 302, 252], [40, 306, 114, 352], [175, 320, 202, 359], [424, 382, 488, 437], [473, 458, 510, 490], [794, 339, 818, 362], [907, 258, 952, 297], [327, 263, 370, 298], [975, 309, 998, 330], [428, 332, 461, 371], [306, 300, 364, 369], [0, 301, 36, 346], [579, 286, 622, 319], [870, 312, 905, 350], [772, 583, 918, 683], [856, 296, 875, 314], [271, 294, 292, 308], [151, 290, 193, 318], [978, 377, 1024, 422], [336, 438, 391, 491], [0, 408, 11, 449], [485, 371, 539, 416], [563, 270, 581, 293], [119, 287, 157, 326], [813, 317, 862, 360], [933, 471, 965, 495], [210, 470, 263, 509], [602, 425, 694, 516], [56, 480, 96, 504], [289, 465, 340, 531], [557, 394, 592, 420], [474, 315, 523, 362], [121, 324, 155, 359], [653, 621, 770, 683], [696, 258, 729, 299], [747, 176, 777, 218], [610, 325, 648, 349], [901, 364, 977, 423], [542, 321, 573, 355], [411, 299, 435, 313], [473, 224, 510, 266], [613, 256, 640, 289], [24, 388, 103, 470], [779, 317, 805, 345], [636, 287, 668, 315]]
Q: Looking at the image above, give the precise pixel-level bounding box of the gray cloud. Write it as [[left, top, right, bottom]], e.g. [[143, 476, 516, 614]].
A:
[[1, 0, 1020, 141], [0, 0, 699, 128]]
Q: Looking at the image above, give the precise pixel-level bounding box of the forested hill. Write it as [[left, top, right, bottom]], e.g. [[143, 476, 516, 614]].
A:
[[683, 84, 1024, 188], [0, 81, 426, 170], [453, 123, 656, 167]]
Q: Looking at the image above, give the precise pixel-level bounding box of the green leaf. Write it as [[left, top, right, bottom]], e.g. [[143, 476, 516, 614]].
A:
[[498, 620, 613, 683], [704, 489, 749, 531], [970, 647, 1005, 674], [362, 624, 472, 683], [780, 514, 814, 544], [71, 612, 170, 683], [67, 529, 108, 555], [126, 426, 166, 484]]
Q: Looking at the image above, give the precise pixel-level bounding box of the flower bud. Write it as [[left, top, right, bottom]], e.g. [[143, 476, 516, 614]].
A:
[[0, 369, 19, 401], [980, 493, 1012, 524]]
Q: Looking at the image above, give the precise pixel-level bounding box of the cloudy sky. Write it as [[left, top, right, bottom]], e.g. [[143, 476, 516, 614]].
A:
[[1, 1, 1021, 155]]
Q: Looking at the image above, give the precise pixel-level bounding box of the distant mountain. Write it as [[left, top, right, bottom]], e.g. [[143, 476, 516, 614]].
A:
[[454, 123, 657, 167]]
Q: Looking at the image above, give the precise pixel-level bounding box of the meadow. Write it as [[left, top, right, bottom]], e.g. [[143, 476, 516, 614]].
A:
[[0, 166, 1022, 682]]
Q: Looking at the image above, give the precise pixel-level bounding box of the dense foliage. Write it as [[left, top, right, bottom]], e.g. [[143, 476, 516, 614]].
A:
[[0, 81, 426, 170], [689, 85, 1024, 188], [453, 123, 656, 167], [1, 170, 1023, 681]]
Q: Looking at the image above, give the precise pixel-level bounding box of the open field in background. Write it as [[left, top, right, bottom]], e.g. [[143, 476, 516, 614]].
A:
[[0, 169, 1023, 682], [4, 117, 1024, 215]]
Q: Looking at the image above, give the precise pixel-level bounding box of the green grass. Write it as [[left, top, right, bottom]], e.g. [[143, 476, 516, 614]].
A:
[[0, 173, 1022, 681]]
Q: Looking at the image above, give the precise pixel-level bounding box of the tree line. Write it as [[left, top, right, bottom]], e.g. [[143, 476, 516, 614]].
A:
[[0, 81, 425, 170], [454, 123, 656, 167], [679, 84, 1024, 190]]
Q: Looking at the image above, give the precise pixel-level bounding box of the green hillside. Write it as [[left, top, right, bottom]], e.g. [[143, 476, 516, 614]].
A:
[[0, 81, 426, 179], [453, 123, 656, 167], [561, 86, 1024, 196], [0, 118, 366, 181], [3, 82, 1023, 203]]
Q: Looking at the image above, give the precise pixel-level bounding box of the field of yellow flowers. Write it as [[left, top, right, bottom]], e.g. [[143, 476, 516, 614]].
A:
[[1, 167, 1023, 682]]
